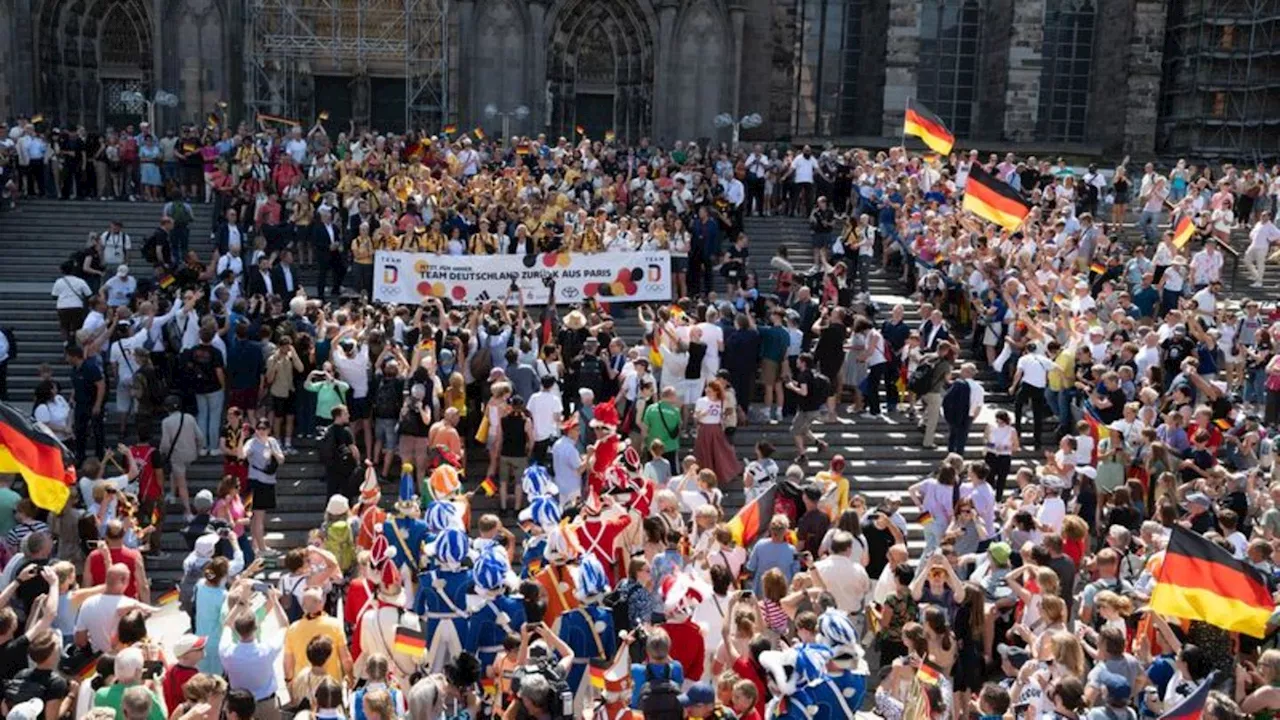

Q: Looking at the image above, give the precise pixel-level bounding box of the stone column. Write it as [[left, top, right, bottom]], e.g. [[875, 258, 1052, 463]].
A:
[[455, 0, 475, 126], [527, 0, 550, 135], [880, 0, 920, 137], [727, 0, 746, 122], [1123, 0, 1166, 155], [653, 0, 680, 143], [1002, 0, 1043, 142]]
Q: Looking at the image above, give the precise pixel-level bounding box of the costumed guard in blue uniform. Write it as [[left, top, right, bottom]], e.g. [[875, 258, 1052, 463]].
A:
[[519, 495, 561, 578], [807, 609, 868, 720], [517, 467, 559, 578], [464, 546, 526, 670], [761, 645, 830, 720], [383, 467, 428, 600], [414, 526, 471, 674], [561, 554, 617, 710]]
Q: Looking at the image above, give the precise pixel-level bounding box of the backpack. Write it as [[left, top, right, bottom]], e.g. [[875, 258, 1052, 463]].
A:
[[1, 327, 17, 361], [808, 371, 832, 405], [178, 559, 205, 615], [322, 518, 357, 572], [468, 344, 493, 383], [318, 424, 341, 466], [908, 360, 937, 396], [373, 377, 404, 419], [638, 664, 683, 720], [169, 201, 193, 226]]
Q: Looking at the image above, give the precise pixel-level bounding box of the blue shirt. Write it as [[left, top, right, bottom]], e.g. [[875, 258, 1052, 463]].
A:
[[226, 340, 266, 391], [745, 538, 799, 596], [220, 633, 284, 701], [71, 357, 105, 408], [629, 661, 683, 709]]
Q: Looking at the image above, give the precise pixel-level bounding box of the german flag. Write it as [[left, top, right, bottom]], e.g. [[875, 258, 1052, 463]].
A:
[[516, 141, 531, 156], [1172, 215, 1196, 249], [479, 477, 497, 497], [1151, 526, 1274, 637], [1158, 671, 1215, 720], [0, 401, 76, 513], [158, 273, 175, 290], [393, 625, 426, 658], [1084, 411, 1112, 464], [589, 660, 608, 690], [903, 102, 955, 156], [962, 167, 1031, 231], [574, 124, 586, 137], [1089, 262, 1106, 275], [206, 113, 220, 129], [473, 127, 486, 141], [156, 587, 180, 606], [442, 123, 457, 135], [1214, 417, 1233, 431], [725, 484, 777, 546], [916, 659, 944, 686], [31, 114, 44, 125], [917, 511, 934, 526], [604, 130, 616, 142], [481, 677, 497, 696]]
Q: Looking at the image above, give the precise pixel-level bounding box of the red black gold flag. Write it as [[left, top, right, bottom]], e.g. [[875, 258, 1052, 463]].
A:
[[393, 625, 426, 658], [574, 124, 586, 136], [473, 127, 487, 141], [916, 659, 943, 686], [604, 130, 616, 142], [726, 484, 777, 547], [0, 401, 76, 512], [589, 660, 607, 689], [1173, 215, 1196, 249], [962, 167, 1031, 231], [442, 123, 457, 135], [479, 477, 498, 497], [1152, 526, 1274, 637], [903, 102, 955, 156]]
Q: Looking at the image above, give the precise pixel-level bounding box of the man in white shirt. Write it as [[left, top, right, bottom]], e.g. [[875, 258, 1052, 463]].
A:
[[787, 146, 821, 216], [100, 220, 131, 267], [1012, 345, 1051, 451], [1189, 241, 1223, 289], [284, 126, 309, 165], [101, 265, 138, 308], [108, 320, 152, 427], [745, 144, 769, 216], [695, 310, 725, 377], [75, 563, 142, 652], [527, 376, 563, 465], [813, 531, 871, 615], [1246, 211, 1280, 286]]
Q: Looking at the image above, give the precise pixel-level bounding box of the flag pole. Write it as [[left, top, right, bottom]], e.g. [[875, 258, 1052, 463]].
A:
[[901, 97, 910, 151]]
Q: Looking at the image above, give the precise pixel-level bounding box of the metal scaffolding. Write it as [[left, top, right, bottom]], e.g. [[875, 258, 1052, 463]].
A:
[[1158, 0, 1280, 161], [245, 0, 450, 131]]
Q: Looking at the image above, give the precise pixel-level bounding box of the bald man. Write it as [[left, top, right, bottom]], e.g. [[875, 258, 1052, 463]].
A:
[[75, 563, 157, 653]]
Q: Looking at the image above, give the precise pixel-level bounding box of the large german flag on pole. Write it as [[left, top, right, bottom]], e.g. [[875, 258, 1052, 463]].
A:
[[726, 484, 777, 547], [0, 401, 77, 513], [1151, 525, 1275, 637], [962, 167, 1032, 231], [903, 101, 955, 156]]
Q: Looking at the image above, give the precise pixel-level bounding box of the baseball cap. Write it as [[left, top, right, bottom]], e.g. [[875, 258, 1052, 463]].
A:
[[1093, 670, 1132, 703], [174, 634, 208, 657], [1183, 492, 1212, 509], [996, 643, 1031, 672], [678, 682, 715, 707]]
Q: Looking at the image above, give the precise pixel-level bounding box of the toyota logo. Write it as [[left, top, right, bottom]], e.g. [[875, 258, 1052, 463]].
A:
[[561, 286, 581, 299]]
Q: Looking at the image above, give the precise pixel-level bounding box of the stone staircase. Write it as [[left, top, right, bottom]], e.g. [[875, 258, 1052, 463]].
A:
[[0, 201, 1267, 586]]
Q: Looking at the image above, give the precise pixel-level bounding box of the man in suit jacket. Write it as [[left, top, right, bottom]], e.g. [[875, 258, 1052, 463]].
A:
[[312, 208, 347, 299], [918, 308, 951, 352], [213, 207, 246, 255], [245, 254, 276, 298], [347, 199, 371, 238], [272, 249, 301, 297]]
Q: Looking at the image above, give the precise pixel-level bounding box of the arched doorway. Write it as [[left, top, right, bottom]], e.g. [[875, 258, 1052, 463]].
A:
[[35, 0, 154, 128], [547, 0, 654, 143]]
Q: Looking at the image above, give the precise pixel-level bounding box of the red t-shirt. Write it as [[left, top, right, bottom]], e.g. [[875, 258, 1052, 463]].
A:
[[661, 619, 706, 682], [162, 663, 199, 712], [87, 546, 144, 598], [732, 656, 768, 719], [1063, 536, 1086, 567]]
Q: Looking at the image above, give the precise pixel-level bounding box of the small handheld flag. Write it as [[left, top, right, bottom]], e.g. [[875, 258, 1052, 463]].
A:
[[479, 477, 498, 497], [604, 130, 616, 142], [916, 659, 944, 686], [481, 677, 497, 696], [206, 113, 220, 129], [589, 660, 607, 690], [917, 511, 934, 526], [31, 114, 45, 125], [156, 587, 180, 606], [1172, 215, 1196, 249], [443, 123, 457, 135], [318, 110, 330, 121], [574, 124, 586, 137], [393, 625, 426, 658], [516, 141, 531, 156], [903, 101, 955, 156], [473, 127, 487, 141], [1089, 262, 1106, 275]]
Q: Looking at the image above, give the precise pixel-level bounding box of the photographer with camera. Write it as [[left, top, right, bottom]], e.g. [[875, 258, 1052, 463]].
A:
[[502, 621, 576, 720], [407, 651, 483, 720]]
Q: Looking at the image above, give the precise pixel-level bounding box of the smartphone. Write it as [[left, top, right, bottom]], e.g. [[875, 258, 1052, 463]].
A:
[[251, 581, 272, 593], [740, 590, 753, 600]]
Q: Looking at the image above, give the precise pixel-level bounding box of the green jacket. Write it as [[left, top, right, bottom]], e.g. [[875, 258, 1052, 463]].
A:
[[304, 378, 349, 420]]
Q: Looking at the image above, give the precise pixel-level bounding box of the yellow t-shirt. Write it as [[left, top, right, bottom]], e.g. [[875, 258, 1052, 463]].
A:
[[283, 614, 348, 682], [1048, 350, 1076, 392], [814, 471, 850, 518]]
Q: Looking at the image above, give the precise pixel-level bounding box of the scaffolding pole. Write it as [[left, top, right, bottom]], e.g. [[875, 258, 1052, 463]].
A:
[[245, 0, 449, 131]]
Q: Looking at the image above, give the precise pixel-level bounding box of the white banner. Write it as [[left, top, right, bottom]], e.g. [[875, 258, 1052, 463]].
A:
[[373, 250, 672, 305]]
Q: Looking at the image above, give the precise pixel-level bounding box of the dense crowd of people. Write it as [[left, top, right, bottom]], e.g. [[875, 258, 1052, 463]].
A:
[[0, 112, 1279, 720]]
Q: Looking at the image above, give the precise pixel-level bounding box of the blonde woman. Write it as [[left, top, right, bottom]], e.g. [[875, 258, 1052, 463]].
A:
[[482, 382, 513, 480]]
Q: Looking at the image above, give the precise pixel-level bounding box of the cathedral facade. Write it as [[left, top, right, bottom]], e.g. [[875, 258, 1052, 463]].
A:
[[0, 0, 1275, 159]]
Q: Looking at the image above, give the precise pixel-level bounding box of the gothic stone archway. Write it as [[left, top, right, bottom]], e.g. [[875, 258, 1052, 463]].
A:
[[547, 0, 654, 144], [36, 0, 155, 128]]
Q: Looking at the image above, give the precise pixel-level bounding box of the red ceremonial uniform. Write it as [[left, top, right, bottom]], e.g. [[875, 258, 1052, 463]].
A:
[[661, 619, 706, 682], [358, 505, 387, 550], [534, 563, 579, 628], [574, 513, 632, 585]]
